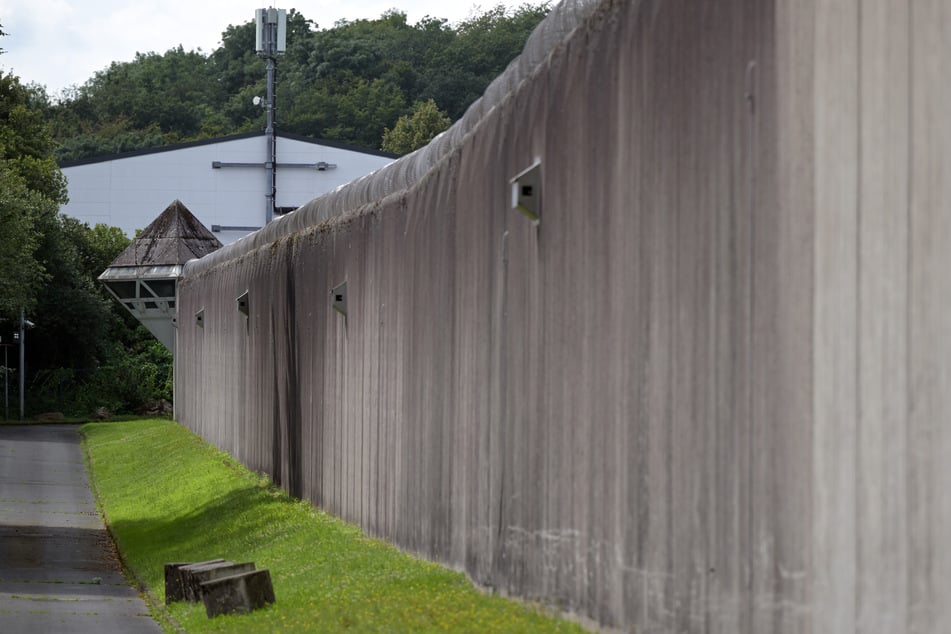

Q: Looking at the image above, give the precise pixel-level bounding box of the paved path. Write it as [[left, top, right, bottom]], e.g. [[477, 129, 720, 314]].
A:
[[0, 424, 162, 633]]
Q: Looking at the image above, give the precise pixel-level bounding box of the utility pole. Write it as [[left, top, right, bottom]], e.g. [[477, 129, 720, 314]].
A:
[[18, 308, 25, 421], [256, 7, 287, 225], [12, 310, 35, 421], [1, 338, 10, 420]]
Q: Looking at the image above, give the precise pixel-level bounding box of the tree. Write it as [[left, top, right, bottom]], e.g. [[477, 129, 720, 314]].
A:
[[0, 162, 47, 316], [381, 98, 451, 154], [286, 77, 406, 148], [22, 215, 176, 416], [0, 71, 66, 319], [424, 3, 550, 119], [77, 47, 219, 138], [0, 35, 172, 416], [0, 74, 67, 201], [40, 5, 549, 160]]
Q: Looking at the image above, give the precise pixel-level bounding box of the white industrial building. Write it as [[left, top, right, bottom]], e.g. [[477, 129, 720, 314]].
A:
[[60, 131, 397, 244]]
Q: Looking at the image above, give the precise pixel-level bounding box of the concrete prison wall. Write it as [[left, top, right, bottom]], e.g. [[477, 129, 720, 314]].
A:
[[174, 0, 951, 631]]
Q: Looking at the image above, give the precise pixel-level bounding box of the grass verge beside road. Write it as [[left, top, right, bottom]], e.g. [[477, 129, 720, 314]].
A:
[[82, 419, 584, 633]]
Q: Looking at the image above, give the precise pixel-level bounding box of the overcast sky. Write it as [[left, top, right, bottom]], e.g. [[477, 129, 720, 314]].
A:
[[0, 0, 500, 97]]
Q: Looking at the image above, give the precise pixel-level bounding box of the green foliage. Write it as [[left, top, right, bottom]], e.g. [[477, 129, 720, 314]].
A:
[[285, 77, 407, 148], [30, 339, 172, 416], [0, 71, 65, 318], [426, 4, 551, 119], [64, 220, 131, 278], [83, 420, 585, 633], [53, 47, 220, 145], [0, 40, 169, 418], [0, 163, 47, 316], [0, 75, 67, 201], [54, 118, 166, 163], [28, 215, 116, 371], [21, 218, 173, 416], [0, 4, 552, 414], [42, 4, 549, 159], [382, 98, 452, 154]]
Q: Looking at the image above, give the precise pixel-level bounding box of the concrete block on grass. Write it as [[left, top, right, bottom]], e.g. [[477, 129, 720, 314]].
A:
[[200, 569, 275, 617], [165, 559, 226, 604], [183, 562, 256, 602]]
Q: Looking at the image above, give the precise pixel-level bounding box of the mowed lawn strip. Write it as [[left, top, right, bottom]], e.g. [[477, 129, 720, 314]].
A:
[[82, 419, 585, 633]]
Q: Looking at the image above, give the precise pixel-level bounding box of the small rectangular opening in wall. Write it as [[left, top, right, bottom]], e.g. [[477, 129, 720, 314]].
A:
[[105, 280, 137, 299], [510, 160, 542, 223], [236, 291, 250, 317], [332, 282, 347, 317], [143, 279, 176, 299]]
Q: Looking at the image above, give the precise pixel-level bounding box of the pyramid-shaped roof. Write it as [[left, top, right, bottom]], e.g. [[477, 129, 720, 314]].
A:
[[109, 200, 222, 267]]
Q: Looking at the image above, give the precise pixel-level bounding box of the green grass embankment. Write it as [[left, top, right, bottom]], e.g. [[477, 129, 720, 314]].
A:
[[82, 419, 585, 633]]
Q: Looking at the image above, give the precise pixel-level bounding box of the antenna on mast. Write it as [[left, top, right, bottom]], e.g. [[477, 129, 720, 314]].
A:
[[255, 8, 286, 224], [255, 8, 287, 55]]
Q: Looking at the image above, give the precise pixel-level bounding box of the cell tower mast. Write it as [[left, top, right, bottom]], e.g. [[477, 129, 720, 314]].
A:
[[255, 8, 287, 224]]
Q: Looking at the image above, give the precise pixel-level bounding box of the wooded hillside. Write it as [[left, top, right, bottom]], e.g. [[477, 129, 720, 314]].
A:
[[0, 5, 548, 417], [39, 4, 549, 161]]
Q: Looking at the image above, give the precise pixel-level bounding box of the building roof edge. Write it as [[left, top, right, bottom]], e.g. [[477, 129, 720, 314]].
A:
[[58, 131, 399, 168]]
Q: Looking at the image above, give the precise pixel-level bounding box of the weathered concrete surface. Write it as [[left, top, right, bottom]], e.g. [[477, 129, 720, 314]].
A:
[[175, 0, 951, 631], [200, 569, 275, 618], [0, 425, 161, 633], [164, 559, 226, 603], [181, 561, 255, 602]]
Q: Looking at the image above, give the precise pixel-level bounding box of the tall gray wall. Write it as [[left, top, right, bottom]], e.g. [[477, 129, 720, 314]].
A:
[[175, 1, 950, 631]]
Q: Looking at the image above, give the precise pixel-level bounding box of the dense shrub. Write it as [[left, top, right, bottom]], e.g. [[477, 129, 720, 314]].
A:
[[27, 340, 172, 416]]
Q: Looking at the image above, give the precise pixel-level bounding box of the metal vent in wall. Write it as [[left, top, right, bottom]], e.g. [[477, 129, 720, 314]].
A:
[[510, 161, 542, 223], [332, 282, 347, 317], [236, 291, 250, 317]]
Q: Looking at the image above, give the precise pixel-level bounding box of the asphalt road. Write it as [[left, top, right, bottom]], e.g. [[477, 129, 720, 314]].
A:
[[0, 424, 162, 633]]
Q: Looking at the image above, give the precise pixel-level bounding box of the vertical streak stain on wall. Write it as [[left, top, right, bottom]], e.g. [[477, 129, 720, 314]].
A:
[[857, 1, 909, 632], [909, 2, 951, 632], [813, 1, 859, 632], [174, 0, 951, 630]]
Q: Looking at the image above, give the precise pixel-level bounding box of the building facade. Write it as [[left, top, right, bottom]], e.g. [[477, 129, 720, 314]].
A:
[[60, 132, 396, 243]]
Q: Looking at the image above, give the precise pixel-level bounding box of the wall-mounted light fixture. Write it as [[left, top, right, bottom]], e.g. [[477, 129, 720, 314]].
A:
[[195, 308, 205, 328]]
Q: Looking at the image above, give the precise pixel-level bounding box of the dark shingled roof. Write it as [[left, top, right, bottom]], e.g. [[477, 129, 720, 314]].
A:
[[109, 200, 222, 267]]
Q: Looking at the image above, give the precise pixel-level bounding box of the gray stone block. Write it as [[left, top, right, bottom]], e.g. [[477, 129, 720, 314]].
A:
[[183, 562, 255, 602], [164, 559, 226, 604], [200, 569, 275, 618]]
